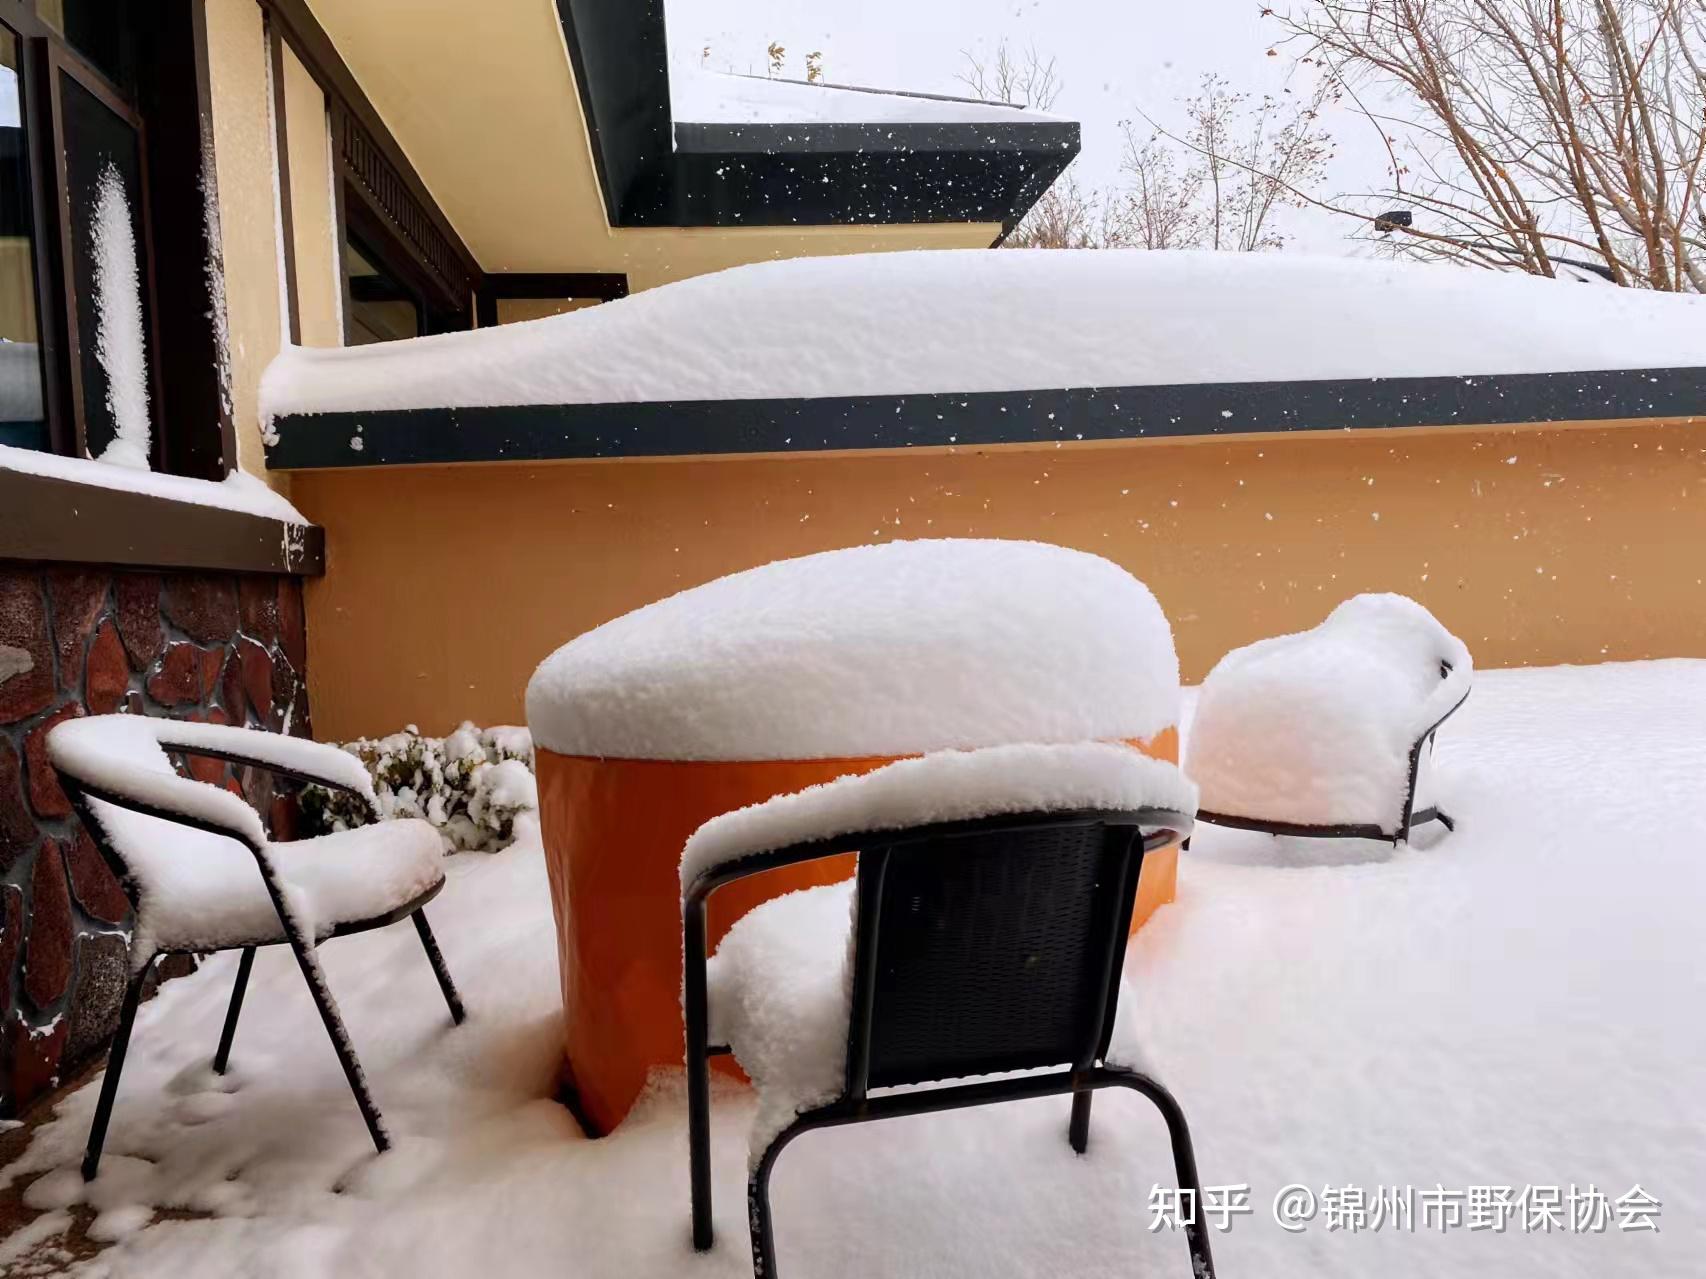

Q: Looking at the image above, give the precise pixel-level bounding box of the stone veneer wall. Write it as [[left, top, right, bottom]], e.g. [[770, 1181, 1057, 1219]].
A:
[[0, 565, 311, 1116]]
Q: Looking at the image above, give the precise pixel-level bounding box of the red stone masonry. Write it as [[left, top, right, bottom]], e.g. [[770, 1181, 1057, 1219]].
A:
[[0, 565, 312, 1115]]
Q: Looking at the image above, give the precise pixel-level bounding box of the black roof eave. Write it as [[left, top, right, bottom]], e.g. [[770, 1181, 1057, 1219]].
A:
[[554, 0, 1078, 232]]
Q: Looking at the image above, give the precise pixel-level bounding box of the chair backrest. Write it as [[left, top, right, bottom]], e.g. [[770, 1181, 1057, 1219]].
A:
[[48, 716, 263, 923], [843, 810, 1153, 1096]]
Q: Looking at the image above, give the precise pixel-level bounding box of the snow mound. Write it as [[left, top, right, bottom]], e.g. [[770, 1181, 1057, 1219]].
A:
[[699, 741, 1195, 1155], [684, 740, 1197, 886], [1185, 594, 1472, 832], [261, 250, 1706, 420], [527, 539, 1180, 762]]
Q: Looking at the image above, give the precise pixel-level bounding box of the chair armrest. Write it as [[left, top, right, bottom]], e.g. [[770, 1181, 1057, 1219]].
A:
[[47, 716, 268, 848], [147, 719, 376, 803]]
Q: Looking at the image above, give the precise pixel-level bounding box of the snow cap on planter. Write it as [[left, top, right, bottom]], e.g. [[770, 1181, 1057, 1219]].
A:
[[525, 539, 1180, 762], [1185, 593, 1472, 834]]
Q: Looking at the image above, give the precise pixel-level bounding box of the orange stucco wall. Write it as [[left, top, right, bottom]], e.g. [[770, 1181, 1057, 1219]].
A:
[[288, 418, 1705, 742]]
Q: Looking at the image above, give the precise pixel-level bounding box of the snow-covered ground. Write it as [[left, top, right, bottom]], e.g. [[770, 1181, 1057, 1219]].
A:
[[3, 660, 1703, 1277]]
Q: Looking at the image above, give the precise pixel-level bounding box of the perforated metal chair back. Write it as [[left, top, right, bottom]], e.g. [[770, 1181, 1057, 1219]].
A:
[[850, 814, 1144, 1093]]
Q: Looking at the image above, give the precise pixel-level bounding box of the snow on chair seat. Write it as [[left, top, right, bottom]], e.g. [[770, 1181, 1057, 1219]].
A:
[[679, 741, 1216, 1278], [100, 812, 446, 955], [46, 714, 467, 1182], [1185, 594, 1472, 843]]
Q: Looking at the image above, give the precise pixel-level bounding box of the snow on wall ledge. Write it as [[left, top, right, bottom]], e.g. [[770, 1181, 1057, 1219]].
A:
[[260, 250, 1706, 422], [0, 443, 308, 525], [525, 539, 1180, 762]]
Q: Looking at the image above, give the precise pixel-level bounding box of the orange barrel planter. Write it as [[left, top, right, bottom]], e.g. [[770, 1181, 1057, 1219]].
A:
[[527, 540, 1185, 1135]]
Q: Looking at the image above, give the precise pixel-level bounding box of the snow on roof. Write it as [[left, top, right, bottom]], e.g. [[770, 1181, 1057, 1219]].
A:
[[1185, 594, 1473, 831], [671, 67, 1058, 126], [525, 538, 1180, 762], [682, 741, 1196, 886], [0, 442, 308, 524], [262, 250, 1706, 422]]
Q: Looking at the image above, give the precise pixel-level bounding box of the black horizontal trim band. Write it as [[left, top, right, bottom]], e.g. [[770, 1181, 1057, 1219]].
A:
[[264, 365, 1706, 471]]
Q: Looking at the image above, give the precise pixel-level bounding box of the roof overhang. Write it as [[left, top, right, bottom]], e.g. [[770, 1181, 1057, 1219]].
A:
[[554, 0, 1079, 231]]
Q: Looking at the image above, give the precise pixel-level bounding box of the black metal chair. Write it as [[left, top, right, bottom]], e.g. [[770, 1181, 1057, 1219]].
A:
[[1195, 675, 1470, 847], [683, 805, 1214, 1277], [47, 715, 465, 1182]]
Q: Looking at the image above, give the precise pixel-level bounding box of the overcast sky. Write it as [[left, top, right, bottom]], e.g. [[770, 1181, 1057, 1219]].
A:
[[668, 0, 1407, 253]]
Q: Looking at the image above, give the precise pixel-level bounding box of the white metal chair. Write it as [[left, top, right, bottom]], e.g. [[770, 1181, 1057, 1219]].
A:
[[46, 714, 464, 1181], [679, 742, 1213, 1277]]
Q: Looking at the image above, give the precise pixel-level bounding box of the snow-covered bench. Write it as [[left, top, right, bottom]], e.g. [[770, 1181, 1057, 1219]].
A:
[[1185, 594, 1472, 844], [678, 741, 1215, 1278], [46, 715, 466, 1180]]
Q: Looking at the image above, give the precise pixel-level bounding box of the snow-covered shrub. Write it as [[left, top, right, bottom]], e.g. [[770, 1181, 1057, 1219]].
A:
[[299, 723, 536, 852]]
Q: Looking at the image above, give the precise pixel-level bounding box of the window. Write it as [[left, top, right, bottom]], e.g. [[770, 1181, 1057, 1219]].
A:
[[35, 0, 136, 97], [346, 235, 422, 345], [336, 171, 470, 344], [0, 0, 227, 477], [0, 25, 45, 451], [55, 53, 157, 467]]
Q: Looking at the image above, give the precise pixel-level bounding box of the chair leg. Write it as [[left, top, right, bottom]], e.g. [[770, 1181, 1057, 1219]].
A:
[[411, 911, 466, 1025], [1114, 1074, 1216, 1279], [82, 957, 155, 1182], [286, 935, 390, 1154], [687, 1037, 714, 1250], [749, 1133, 785, 1278], [1069, 1085, 1094, 1154], [213, 947, 256, 1074]]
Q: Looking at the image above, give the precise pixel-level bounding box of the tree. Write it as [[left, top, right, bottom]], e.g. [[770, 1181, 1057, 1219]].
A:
[[1124, 74, 1337, 252], [961, 44, 1334, 250], [956, 41, 1062, 112], [1278, 0, 1706, 290]]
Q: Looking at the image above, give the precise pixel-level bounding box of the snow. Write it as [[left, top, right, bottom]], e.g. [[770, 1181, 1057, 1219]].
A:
[[88, 163, 152, 472], [260, 250, 1706, 421], [684, 740, 1197, 885], [95, 811, 444, 958], [671, 67, 1059, 125], [705, 879, 855, 1159], [46, 716, 438, 957], [695, 741, 1196, 1154], [0, 442, 308, 524], [527, 539, 1180, 762], [4, 661, 1703, 1277], [1185, 595, 1472, 832]]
